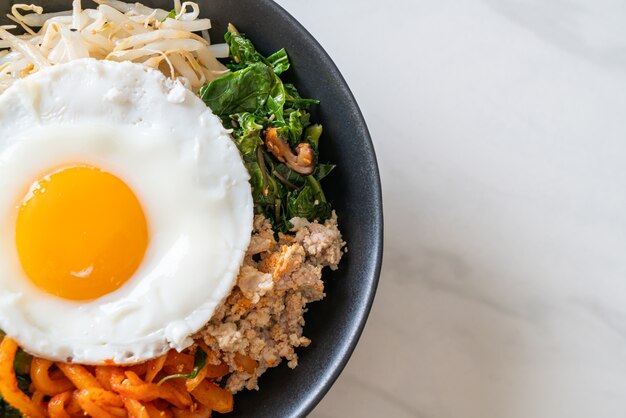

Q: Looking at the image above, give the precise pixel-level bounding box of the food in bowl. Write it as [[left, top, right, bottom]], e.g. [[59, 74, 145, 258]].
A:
[[0, 1, 345, 416]]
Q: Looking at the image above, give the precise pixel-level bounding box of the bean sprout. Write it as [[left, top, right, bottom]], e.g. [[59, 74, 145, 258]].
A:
[[0, 0, 228, 93]]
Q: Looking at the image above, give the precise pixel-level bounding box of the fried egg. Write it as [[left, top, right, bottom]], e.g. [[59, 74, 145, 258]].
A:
[[0, 59, 253, 364]]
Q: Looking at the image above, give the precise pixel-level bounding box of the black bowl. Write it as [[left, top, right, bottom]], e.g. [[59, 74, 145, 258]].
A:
[[1, 0, 384, 415]]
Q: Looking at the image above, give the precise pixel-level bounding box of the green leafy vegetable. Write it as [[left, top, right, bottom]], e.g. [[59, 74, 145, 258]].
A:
[[200, 63, 276, 118], [13, 349, 32, 376], [284, 83, 319, 109], [224, 24, 268, 70], [0, 331, 32, 416], [314, 163, 335, 181], [267, 49, 290, 75], [304, 124, 323, 151], [157, 349, 207, 386], [287, 177, 332, 221], [200, 27, 334, 231], [0, 402, 22, 417], [162, 9, 176, 21]]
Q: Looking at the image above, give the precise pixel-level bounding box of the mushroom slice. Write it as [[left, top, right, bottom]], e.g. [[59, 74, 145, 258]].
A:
[[264, 127, 315, 176]]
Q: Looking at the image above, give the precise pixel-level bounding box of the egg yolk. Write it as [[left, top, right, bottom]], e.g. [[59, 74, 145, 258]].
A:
[[15, 165, 148, 301]]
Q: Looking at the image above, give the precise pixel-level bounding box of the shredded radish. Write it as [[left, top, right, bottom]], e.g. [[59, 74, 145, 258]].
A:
[[0, 0, 229, 92]]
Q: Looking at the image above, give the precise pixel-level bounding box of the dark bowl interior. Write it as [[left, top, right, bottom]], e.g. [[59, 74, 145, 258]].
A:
[[1, 0, 384, 416]]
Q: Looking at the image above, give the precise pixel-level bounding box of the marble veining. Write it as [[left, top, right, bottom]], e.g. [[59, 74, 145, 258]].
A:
[[275, 0, 626, 417]]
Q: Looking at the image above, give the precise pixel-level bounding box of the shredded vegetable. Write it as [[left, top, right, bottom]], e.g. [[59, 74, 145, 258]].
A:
[[0, 0, 228, 93]]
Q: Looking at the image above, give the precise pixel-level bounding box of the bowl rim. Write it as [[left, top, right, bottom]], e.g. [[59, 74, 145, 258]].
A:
[[262, 1, 384, 415]]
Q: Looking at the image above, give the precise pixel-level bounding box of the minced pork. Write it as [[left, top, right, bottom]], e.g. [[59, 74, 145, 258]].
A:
[[198, 212, 345, 392]]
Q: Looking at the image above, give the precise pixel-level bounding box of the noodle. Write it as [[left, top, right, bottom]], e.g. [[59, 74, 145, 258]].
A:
[[30, 358, 74, 396], [47, 391, 73, 418], [0, 337, 47, 418], [2, 338, 233, 416]]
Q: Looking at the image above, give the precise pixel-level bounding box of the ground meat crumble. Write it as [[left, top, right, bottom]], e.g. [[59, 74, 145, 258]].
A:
[[197, 212, 345, 393]]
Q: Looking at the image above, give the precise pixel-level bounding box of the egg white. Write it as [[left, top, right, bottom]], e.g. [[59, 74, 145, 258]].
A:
[[0, 59, 253, 364]]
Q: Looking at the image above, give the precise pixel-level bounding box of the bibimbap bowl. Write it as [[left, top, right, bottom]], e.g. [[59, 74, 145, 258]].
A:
[[0, 0, 383, 416]]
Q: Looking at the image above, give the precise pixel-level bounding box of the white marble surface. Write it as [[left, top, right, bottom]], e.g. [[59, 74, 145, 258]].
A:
[[274, 0, 626, 417]]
